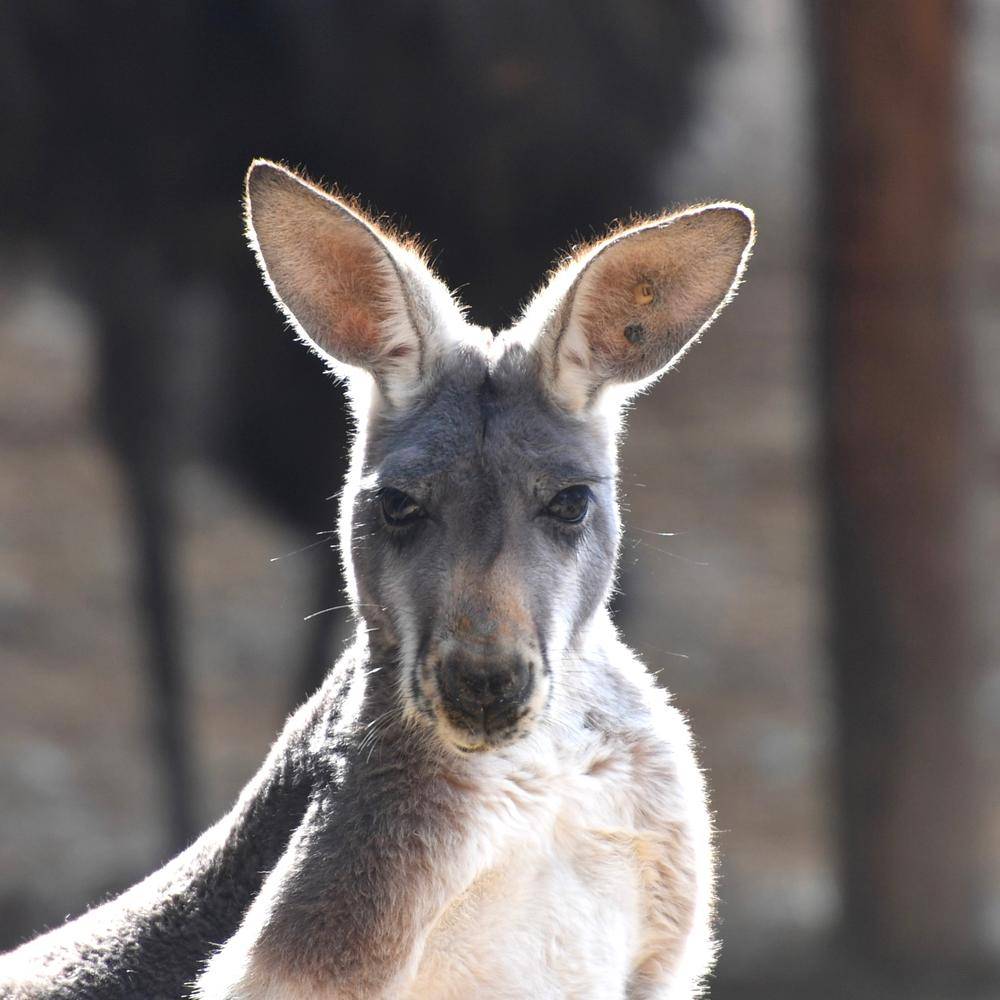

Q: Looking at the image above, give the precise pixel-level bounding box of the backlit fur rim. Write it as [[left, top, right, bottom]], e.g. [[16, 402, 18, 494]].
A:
[[243, 157, 436, 270], [537, 201, 756, 307]]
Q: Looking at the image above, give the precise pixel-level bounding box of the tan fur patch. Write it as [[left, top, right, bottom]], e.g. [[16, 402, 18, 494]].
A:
[[447, 557, 536, 646], [631, 280, 655, 306]]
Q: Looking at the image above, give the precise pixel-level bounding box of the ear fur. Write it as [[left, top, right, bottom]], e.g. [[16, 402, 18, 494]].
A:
[[525, 203, 755, 411], [244, 160, 467, 408]]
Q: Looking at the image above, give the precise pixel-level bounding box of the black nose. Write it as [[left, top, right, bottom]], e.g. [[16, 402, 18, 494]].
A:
[[438, 653, 534, 735]]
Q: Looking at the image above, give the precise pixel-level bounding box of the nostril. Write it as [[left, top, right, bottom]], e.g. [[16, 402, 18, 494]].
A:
[[487, 662, 531, 700], [487, 672, 510, 698], [440, 668, 480, 713], [464, 672, 490, 697]]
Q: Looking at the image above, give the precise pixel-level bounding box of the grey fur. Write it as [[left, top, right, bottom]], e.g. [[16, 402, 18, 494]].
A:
[[354, 345, 618, 739], [0, 661, 357, 998], [0, 165, 754, 999]]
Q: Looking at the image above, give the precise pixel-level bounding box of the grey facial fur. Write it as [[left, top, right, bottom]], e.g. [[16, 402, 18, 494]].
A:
[[349, 344, 619, 750]]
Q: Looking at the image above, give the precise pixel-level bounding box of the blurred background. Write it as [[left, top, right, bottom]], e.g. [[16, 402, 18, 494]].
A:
[[0, 1, 997, 996]]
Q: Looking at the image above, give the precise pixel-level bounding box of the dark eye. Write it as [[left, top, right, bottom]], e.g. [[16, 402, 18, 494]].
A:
[[380, 487, 425, 526], [546, 485, 592, 524]]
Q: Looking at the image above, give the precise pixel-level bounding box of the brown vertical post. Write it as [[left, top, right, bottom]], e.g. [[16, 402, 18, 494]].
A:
[[814, 0, 979, 969]]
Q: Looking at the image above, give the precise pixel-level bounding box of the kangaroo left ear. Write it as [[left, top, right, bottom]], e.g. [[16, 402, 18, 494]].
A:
[[528, 203, 755, 411], [244, 160, 469, 410]]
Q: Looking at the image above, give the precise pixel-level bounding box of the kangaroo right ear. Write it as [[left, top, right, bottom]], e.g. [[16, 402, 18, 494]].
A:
[[244, 160, 465, 407], [525, 203, 755, 412]]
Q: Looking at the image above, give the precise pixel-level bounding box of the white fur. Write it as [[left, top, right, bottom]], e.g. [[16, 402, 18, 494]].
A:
[[196, 621, 713, 1000]]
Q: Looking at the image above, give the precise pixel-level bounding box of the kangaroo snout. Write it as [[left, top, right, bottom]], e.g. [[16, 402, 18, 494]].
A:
[[435, 650, 538, 748]]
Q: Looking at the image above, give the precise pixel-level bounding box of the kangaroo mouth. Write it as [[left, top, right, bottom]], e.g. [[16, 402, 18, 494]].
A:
[[439, 700, 536, 752]]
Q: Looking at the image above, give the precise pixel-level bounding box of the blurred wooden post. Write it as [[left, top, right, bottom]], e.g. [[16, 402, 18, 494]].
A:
[[814, 0, 980, 970]]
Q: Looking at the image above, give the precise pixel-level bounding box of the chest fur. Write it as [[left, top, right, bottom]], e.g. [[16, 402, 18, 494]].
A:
[[407, 822, 647, 999], [398, 735, 695, 1000], [196, 712, 710, 1000]]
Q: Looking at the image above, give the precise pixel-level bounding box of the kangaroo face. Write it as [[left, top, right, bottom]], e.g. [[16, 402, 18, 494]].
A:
[[349, 351, 619, 749], [244, 160, 754, 753]]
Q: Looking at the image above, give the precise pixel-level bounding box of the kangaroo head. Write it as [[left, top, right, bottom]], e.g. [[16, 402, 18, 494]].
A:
[[245, 160, 754, 752]]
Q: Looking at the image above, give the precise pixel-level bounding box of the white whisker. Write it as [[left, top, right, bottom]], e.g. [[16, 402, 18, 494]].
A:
[[269, 538, 332, 562], [303, 604, 354, 621]]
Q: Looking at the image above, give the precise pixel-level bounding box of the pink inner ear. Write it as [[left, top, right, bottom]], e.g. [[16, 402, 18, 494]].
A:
[[251, 173, 403, 370], [573, 212, 750, 382], [335, 305, 386, 358], [579, 252, 686, 369], [300, 227, 398, 364]]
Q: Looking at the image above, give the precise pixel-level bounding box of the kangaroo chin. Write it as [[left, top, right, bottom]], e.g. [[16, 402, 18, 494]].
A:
[[0, 159, 754, 1000]]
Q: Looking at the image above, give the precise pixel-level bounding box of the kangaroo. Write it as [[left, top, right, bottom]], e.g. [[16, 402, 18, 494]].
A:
[[0, 161, 754, 999]]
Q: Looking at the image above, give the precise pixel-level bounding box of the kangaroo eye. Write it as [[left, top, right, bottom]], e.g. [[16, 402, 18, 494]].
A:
[[546, 485, 592, 524], [380, 488, 425, 526]]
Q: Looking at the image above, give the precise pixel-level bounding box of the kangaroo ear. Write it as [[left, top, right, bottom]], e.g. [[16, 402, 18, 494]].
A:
[[528, 204, 755, 411], [244, 160, 465, 408]]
